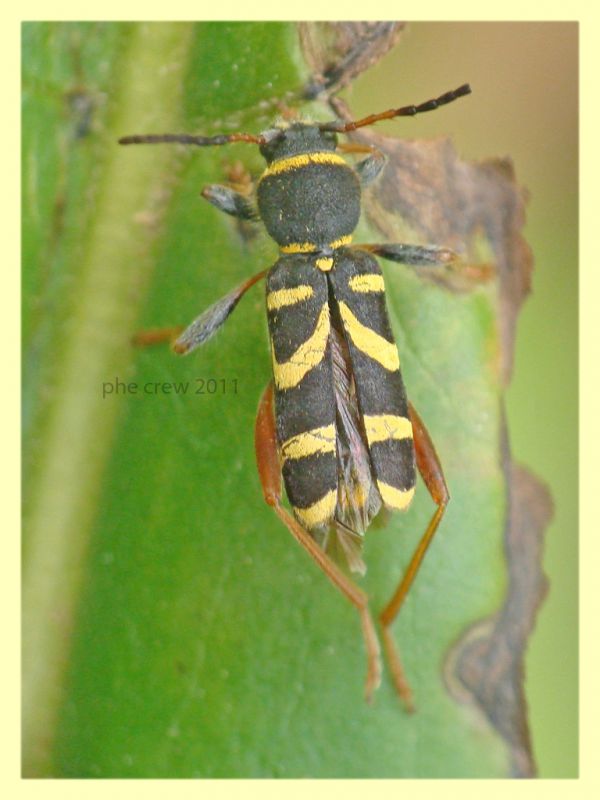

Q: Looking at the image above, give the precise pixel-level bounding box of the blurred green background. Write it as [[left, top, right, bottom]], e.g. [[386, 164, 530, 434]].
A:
[[351, 22, 578, 778]]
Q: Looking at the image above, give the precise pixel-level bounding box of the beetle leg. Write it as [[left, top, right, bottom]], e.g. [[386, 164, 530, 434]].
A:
[[131, 326, 185, 347], [354, 243, 495, 283], [337, 143, 387, 187], [201, 183, 259, 221], [173, 268, 268, 354], [355, 149, 387, 186], [354, 242, 457, 267], [132, 269, 267, 352], [379, 401, 450, 712], [255, 381, 382, 702]]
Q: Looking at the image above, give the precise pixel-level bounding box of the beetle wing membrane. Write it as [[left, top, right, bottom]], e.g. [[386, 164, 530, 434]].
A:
[[318, 522, 367, 576], [330, 322, 382, 559]]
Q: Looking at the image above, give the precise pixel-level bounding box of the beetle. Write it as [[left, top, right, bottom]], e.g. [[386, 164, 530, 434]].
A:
[[120, 83, 471, 709]]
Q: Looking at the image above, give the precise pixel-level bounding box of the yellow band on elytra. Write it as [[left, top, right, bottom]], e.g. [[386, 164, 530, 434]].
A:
[[363, 414, 413, 446], [338, 301, 400, 371], [348, 273, 385, 293], [280, 424, 336, 463], [271, 303, 330, 390], [293, 489, 337, 528], [266, 285, 314, 311], [377, 481, 415, 511]]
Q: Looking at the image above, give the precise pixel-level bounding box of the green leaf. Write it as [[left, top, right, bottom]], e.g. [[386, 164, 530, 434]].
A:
[[24, 22, 519, 778]]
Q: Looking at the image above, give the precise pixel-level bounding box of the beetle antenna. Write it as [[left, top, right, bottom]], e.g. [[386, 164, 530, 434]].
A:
[[118, 132, 266, 147], [320, 83, 471, 134]]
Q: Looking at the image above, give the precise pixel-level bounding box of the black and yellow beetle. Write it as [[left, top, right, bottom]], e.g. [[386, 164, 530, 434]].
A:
[[120, 84, 471, 709]]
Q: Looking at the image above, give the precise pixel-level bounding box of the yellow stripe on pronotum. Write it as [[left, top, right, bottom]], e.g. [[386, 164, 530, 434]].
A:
[[279, 242, 317, 254], [293, 489, 337, 528], [328, 235, 352, 250], [377, 481, 415, 511], [279, 235, 352, 255], [271, 303, 330, 390], [266, 285, 314, 311], [363, 414, 413, 445], [280, 424, 336, 463], [337, 301, 400, 371], [260, 152, 347, 180]]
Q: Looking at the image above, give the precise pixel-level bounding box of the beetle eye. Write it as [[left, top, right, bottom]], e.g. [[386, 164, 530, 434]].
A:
[[260, 128, 281, 144], [318, 128, 338, 146], [258, 128, 286, 162]]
